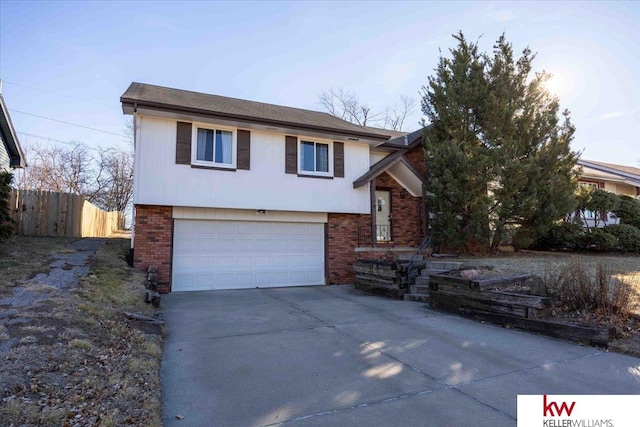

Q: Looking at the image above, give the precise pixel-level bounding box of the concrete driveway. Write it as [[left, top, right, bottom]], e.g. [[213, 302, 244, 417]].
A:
[[161, 285, 640, 427]]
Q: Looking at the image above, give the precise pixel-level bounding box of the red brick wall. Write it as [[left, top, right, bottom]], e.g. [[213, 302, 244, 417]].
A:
[[404, 144, 427, 176], [327, 213, 371, 284], [133, 205, 173, 293], [375, 172, 423, 247]]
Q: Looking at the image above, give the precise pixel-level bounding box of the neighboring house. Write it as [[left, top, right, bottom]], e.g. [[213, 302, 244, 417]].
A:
[[121, 83, 429, 293], [577, 159, 640, 228], [0, 85, 26, 172]]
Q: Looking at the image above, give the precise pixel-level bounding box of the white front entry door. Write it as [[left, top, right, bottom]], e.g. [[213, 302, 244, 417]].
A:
[[375, 190, 391, 242], [172, 219, 325, 291]]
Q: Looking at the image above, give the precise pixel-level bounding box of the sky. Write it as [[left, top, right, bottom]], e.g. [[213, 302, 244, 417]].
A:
[[0, 0, 638, 166]]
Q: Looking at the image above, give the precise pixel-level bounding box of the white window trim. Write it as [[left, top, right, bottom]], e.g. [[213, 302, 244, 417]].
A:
[[298, 138, 333, 177], [191, 122, 237, 169]]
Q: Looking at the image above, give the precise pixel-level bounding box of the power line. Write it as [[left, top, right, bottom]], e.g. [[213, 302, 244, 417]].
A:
[[3, 80, 120, 109], [17, 131, 80, 146], [9, 109, 125, 137]]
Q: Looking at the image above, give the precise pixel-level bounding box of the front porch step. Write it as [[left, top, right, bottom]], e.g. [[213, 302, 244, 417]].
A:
[[419, 268, 451, 278], [396, 253, 423, 261], [415, 276, 432, 287], [409, 284, 430, 294], [425, 261, 464, 271], [404, 293, 429, 303]]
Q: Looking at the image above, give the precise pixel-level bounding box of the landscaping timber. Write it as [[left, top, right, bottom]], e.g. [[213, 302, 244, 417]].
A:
[[355, 260, 420, 298], [458, 309, 616, 347], [428, 269, 615, 347]]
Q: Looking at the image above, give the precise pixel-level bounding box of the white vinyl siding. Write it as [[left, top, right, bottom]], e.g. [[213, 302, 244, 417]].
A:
[[0, 136, 10, 172], [134, 115, 371, 213]]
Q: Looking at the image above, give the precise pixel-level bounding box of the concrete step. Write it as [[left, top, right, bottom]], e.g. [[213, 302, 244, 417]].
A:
[[419, 268, 450, 278], [415, 276, 431, 287], [409, 284, 430, 295], [426, 261, 464, 271], [396, 254, 423, 261], [404, 293, 429, 303]]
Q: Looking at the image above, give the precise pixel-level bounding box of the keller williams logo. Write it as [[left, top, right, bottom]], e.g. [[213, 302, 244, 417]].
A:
[[543, 395, 576, 417]]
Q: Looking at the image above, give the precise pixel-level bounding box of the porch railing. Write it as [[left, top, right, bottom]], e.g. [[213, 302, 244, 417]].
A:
[[357, 225, 392, 246], [376, 225, 391, 242]]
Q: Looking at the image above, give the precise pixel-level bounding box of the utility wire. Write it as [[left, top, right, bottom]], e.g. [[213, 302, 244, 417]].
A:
[[3, 80, 120, 109], [9, 109, 124, 137], [17, 131, 82, 146]]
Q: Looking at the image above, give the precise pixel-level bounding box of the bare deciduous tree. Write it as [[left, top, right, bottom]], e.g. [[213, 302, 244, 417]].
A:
[[318, 87, 417, 131], [318, 87, 383, 127], [15, 142, 96, 198], [384, 95, 417, 131], [14, 137, 134, 229]]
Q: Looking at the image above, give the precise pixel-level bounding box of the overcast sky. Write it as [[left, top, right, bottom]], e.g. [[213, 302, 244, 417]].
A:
[[1, 0, 638, 165]]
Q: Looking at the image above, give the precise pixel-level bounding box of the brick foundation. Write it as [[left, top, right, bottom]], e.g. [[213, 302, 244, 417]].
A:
[[133, 205, 173, 293], [326, 213, 370, 284]]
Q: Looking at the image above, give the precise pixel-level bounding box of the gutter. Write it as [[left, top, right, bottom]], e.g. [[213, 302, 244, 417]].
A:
[[120, 99, 392, 142]]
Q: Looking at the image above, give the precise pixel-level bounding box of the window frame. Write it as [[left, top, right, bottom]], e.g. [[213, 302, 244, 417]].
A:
[[191, 122, 237, 169], [297, 138, 333, 177]]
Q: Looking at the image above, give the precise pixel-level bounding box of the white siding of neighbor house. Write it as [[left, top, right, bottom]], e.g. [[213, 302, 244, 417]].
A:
[[0, 135, 10, 172], [603, 181, 637, 197], [133, 115, 371, 214]]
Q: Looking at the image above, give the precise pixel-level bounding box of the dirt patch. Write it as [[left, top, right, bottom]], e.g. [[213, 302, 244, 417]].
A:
[[0, 237, 162, 426]]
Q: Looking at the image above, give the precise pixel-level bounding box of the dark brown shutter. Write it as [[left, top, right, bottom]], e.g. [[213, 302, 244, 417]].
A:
[[333, 142, 344, 178], [285, 136, 297, 174], [237, 130, 251, 170], [176, 122, 192, 165]]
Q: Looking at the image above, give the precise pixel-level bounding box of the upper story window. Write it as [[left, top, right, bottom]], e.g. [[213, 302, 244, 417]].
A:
[[193, 125, 235, 168], [300, 140, 331, 175], [580, 182, 599, 190]]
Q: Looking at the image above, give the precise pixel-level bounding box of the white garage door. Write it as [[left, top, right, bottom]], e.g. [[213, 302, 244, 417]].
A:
[[172, 219, 325, 291]]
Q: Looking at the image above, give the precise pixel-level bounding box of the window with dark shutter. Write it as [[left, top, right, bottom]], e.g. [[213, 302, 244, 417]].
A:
[[334, 142, 344, 178], [285, 136, 297, 174], [237, 130, 251, 170], [176, 122, 192, 165]]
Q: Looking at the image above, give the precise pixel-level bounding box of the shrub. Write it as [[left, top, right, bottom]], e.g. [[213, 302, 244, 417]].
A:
[[581, 228, 618, 252], [613, 195, 640, 228], [534, 222, 581, 250], [604, 224, 640, 253], [545, 261, 634, 317], [0, 172, 14, 241], [513, 227, 535, 250]]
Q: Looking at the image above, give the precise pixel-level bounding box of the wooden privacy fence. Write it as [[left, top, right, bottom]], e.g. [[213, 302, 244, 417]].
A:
[[9, 190, 124, 238]]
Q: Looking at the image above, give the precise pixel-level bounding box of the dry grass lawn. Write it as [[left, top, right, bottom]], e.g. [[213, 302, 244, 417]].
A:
[[0, 236, 162, 426]]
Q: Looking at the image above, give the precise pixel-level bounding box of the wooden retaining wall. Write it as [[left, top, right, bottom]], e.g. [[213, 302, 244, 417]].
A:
[[354, 260, 425, 298], [428, 272, 615, 346], [9, 189, 123, 238]]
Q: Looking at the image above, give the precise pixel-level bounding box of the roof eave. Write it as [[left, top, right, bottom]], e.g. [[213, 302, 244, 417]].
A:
[[121, 99, 391, 143], [578, 160, 640, 186], [0, 94, 26, 168]]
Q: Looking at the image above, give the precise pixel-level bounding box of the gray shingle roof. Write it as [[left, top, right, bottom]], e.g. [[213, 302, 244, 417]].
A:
[[121, 82, 392, 141]]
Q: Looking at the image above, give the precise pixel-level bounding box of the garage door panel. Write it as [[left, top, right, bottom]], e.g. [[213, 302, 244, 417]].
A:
[[172, 220, 325, 291]]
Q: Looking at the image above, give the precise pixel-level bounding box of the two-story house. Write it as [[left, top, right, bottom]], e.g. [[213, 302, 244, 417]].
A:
[[121, 83, 428, 293]]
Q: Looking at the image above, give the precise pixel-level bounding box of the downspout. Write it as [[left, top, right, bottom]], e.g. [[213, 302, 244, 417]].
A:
[[130, 103, 138, 255]]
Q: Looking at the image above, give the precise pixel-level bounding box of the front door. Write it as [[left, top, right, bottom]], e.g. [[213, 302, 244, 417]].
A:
[[375, 190, 391, 242]]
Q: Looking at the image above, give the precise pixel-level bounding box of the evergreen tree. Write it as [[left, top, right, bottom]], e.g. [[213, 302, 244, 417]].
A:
[[422, 32, 491, 250], [422, 32, 579, 252], [0, 171, 14, 241]]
